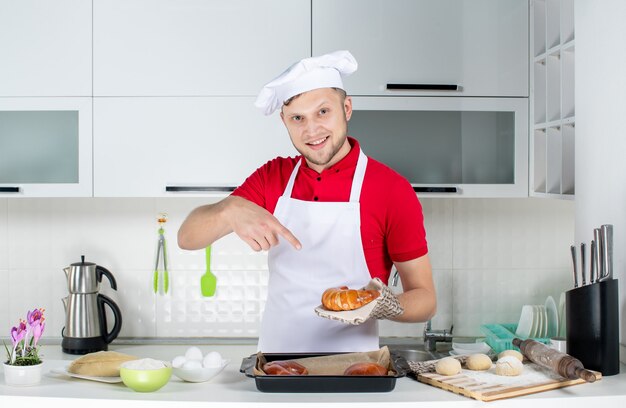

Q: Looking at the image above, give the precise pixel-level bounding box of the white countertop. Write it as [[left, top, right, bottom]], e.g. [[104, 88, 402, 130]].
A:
[[2, 343, 625, 407]]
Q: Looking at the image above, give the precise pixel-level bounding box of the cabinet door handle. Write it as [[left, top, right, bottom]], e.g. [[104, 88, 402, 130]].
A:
[[165, 186, 236, 192], [0, 187, 20, 193], [413, 187, 458, 193], [386, 83, 460, 91]]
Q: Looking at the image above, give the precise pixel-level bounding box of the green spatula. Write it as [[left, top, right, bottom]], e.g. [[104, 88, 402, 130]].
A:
[[201, 245, 217, 296]]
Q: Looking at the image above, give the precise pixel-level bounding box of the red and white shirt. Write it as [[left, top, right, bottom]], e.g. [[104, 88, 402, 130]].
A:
[[232, 137, 428, 284]]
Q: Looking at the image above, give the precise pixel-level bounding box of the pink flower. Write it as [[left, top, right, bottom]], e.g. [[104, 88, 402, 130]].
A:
[[27, 308, 44, 326], [10, 321, 27, 348], [32, 321, 45, 346]]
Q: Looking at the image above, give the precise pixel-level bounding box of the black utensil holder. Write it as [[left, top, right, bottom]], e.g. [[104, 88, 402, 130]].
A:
[[566, 279, 620, 375]]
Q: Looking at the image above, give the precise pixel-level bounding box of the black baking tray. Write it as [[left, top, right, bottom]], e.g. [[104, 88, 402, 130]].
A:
[[239, 351, 410, 393]]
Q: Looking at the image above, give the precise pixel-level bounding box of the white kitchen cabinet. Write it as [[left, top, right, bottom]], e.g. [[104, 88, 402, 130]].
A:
[[530, 0, 575, 199], [93, 0, 310, 96], [350, 97, 529, 197], [0, 98, 93, 197], [0, 0, 91, 97], [313, 0, 528, 97], [93, 97, 297, 197]]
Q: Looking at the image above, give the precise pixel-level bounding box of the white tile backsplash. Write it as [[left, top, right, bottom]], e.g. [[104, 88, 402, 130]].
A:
[[0, 270, 9, 333], [0, 199, 7, 270], [8, 269, 67, 339], [0, 197, 575, 340]]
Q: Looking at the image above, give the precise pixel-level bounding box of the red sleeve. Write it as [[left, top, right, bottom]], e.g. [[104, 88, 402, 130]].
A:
[[231, 164, 268, 209], [230, 157, 297, 214], [385, 177, 428, 262]]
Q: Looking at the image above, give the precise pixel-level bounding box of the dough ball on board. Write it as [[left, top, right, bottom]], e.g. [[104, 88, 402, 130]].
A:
[[495, 356, 524, 376], [465, 353, 492, 371], [435, 357, 462, 376], [498, 349, 524, 362]]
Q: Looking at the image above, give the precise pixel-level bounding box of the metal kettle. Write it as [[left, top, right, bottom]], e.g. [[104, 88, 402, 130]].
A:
[[61, 256, 123, 355], [63, 255, 117, 293]]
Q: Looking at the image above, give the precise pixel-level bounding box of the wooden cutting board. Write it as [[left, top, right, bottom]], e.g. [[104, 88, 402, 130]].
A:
[[417, 363, 601, 402]]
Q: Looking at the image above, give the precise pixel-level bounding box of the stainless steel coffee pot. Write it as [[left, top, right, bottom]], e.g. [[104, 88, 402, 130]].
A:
[[63, 255, 117, 293], [61, 256, 122, 355]]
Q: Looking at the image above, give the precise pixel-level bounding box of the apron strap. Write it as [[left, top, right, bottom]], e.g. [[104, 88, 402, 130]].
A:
[[349, 149, 368, 203], [282, 160, 302, 198], [282, 148, 368, 202]]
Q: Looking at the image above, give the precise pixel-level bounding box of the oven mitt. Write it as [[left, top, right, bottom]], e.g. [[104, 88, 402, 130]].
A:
[[314, 278, 404, 325]]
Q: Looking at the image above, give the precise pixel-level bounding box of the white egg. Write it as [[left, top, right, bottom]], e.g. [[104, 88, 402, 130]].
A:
[[171, 355, 187, 368], [182, 360, 203, 370], [184, 346, 204, 362], [202, 351, 223, 368]]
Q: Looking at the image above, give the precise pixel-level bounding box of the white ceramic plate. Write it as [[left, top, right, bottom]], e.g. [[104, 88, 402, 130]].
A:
[[172, 360, 229, 383], [545, 296, 558, 338], [515, 305, 534, 338], [51, 365, 123, 383], [528, 305, 539, 338], [535, 305, 548, 338]]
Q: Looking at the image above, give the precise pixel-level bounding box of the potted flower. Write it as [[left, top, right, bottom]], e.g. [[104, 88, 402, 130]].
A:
[[3, 308, 46, 386]]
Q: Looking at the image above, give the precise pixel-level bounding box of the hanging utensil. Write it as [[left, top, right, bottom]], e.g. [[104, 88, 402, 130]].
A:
[[153, 213, 169, 294], [200, 245, 217, 297]]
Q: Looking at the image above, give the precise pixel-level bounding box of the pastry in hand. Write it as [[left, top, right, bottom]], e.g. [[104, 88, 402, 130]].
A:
[[343, 362, 388, 376], [321, 286, 379, 311], [263, 360, 308, 375]]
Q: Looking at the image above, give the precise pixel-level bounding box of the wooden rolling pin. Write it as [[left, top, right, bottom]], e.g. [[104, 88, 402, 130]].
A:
[[512, 338, 597, 382]]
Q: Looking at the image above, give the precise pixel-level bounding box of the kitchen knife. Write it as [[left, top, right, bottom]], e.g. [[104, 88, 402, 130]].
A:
[[580, 243, 586, 286], [600, 224, 613, 281], [570, 245, 578, 288], [594, 228, 603, 283], [590, 240, 596, 283]]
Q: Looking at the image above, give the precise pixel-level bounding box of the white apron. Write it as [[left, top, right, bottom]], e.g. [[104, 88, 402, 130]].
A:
[[257, 148, 379, 353]]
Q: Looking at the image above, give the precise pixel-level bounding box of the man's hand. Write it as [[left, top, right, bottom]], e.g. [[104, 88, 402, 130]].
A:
[[224, 196, 302, 252], [314, 278, 403, 325], [178, 196, 301, 251]]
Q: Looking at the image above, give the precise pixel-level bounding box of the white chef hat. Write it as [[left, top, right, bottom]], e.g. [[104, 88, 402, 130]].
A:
[[254, 50, 358, 115]]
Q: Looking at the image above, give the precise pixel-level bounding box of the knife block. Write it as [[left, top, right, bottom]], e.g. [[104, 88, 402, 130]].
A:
[[566, 279, 620, 376]]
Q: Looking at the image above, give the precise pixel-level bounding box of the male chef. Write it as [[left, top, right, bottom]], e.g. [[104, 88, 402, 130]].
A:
[[178, 50, 436, 352]]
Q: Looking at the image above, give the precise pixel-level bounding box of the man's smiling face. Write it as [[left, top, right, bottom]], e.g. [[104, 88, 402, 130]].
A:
[[280, 88, 353, 173]]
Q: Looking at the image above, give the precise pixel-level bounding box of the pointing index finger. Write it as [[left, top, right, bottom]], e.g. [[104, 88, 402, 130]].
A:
[[278, 226, 302, 250]]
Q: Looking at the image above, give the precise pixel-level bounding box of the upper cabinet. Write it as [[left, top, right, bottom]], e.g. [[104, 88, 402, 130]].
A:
[[0, 0, 91, 97], [93, 97, 296, 197], [0, 97, 93, 197], [313, 0, 529, 97], [93, 0, 311, 96]]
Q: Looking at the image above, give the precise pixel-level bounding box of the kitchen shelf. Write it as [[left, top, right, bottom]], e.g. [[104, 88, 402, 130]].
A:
[[530, 0, 575, 200]]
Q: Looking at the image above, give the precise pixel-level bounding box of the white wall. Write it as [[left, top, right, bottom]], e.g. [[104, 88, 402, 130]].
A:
[[0, 197, 574, 341], [576, 0, 626, 360]]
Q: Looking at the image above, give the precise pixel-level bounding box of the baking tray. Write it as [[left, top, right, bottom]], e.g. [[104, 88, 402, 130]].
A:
[[240, 351, 410, 393]]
